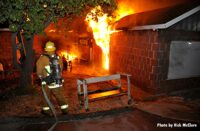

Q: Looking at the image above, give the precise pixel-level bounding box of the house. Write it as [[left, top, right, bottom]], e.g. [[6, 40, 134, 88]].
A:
[[110, 1, 200, 93]]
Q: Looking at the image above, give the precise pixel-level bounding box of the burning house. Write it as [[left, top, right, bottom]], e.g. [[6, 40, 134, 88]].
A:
[[0, 0, 200, 94]]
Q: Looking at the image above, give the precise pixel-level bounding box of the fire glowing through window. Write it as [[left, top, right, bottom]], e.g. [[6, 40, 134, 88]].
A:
[[60, 51, 77, 61], [85, 5, 134, 70]]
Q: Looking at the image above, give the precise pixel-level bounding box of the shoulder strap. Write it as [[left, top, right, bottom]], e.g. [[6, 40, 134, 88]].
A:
[[42, 53, 59, 59], [42, 53, 51, 59]]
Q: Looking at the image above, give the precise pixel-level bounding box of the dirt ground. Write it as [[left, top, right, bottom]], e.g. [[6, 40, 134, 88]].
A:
[[0, 63, 149, 118]]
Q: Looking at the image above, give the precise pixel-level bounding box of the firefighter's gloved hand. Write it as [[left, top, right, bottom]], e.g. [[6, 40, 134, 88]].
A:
[[38, 75, 46, 85], [38, 75, 43, 80]]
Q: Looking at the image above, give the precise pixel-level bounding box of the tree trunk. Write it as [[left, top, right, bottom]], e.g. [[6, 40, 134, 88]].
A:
[[11, 33, 35, 91], [20, 36, 35, 89]]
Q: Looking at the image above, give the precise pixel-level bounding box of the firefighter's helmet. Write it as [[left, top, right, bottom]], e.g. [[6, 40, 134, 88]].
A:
[[45, 41, 56, 52]]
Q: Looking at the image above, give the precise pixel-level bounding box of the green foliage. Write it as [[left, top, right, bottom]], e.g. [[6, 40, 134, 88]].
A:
[[0, 0, 116, 39]]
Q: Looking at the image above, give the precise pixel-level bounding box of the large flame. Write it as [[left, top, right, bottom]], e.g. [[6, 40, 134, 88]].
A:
[[86, 6, 111, 70], [85, 5, 134, 70], [114, 2, 134, 21]]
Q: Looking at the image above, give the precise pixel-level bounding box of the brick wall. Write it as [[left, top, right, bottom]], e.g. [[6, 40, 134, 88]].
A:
[[110, 30, 159, 93], [0, 31, 12, 67]]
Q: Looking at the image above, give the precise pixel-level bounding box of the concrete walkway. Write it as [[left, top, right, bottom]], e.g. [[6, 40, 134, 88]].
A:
[[135, 96, 200, 122]]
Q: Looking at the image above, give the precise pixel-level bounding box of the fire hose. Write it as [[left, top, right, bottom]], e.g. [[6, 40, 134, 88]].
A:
[[41, 83, 58, 131]]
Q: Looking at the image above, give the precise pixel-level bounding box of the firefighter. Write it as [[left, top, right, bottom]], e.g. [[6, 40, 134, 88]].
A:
[[36, 41, 68, 115], [62, 55, 68, 71]]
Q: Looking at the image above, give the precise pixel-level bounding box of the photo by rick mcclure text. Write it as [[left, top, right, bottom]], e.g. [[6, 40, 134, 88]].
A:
[[157, 122, 198, 128]]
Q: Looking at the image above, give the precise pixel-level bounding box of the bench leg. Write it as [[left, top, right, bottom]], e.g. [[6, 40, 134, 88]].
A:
[[117, 78, 121, 89], [127, 75, 133, 104], [83, 80, 89, 111], [77, 83, 81, 94], [77, 81, 83, 105]]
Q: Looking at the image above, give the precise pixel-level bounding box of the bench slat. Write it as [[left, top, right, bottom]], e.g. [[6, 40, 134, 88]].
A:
[[84, 74, 120, 84]]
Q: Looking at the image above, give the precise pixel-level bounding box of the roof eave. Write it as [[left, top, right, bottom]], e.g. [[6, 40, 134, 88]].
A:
[[129, 5, 200, 31], [129, 24, 167, 31]]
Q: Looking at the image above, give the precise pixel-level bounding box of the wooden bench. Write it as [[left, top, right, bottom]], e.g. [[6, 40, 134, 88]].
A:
[[77, 73, 133, 111]]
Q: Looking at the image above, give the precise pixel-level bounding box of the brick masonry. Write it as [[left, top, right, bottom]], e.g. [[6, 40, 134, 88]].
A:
[[0, 31, 13, 68], [110, 30, 200, 94]]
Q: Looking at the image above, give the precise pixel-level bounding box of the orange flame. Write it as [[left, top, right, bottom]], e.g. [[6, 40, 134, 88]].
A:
[[86, 6, 111, 70], [114, 2, 134, 21], [85, 5, 134, 70]]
